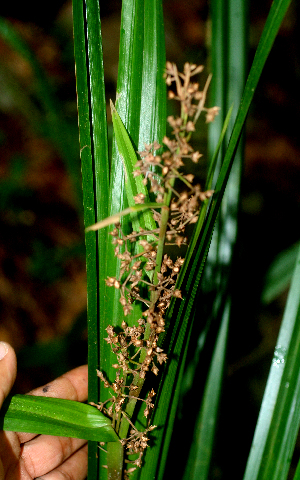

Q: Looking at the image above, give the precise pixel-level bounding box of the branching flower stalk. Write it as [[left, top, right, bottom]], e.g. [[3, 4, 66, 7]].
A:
[[91, 62, 219, 477]]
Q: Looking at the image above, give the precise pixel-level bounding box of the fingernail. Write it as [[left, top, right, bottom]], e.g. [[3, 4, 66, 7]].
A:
[[0, 342, 9, 361]]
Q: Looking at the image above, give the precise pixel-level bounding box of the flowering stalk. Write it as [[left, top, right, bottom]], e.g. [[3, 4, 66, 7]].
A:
[[88, 62, 219, 478]]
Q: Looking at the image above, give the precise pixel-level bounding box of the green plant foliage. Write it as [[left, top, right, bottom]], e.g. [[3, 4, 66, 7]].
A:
[[179, 0, 248, 477], [0, 394, 118, 443], [294, 458, 300, 480], [0, 0, 296, 479], [262, 241, 300, 304], [139, 0, 292, 477], [243, 243, 300, 480], [72, 0, 110, 472], [137, 108, 233, 480], [110, 101, 157, 234], [73, 0, 166, 477], [183, 299, 231, 480]]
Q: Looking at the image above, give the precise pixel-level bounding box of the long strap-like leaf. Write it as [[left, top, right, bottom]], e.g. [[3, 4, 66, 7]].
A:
[[183, 299, 231, 480], [140, 0, 293, 478], [103, 0, 166, 338], [180, 0, 248, 477], [101, 0, 166, 383], [94, 1, 166, 478], [243, 243, 300, 480], [72, 0, 109, 475]]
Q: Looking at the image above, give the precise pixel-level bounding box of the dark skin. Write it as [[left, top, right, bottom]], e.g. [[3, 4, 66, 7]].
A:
[[0, 342, 88, 480]]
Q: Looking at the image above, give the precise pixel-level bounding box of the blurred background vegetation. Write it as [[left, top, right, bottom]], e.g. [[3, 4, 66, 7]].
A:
[[0, 0, 300, 478]]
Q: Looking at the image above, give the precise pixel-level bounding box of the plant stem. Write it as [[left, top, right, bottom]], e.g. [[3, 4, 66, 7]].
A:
[[117, 181, 175, 445], [153, 204, 170, 287], [153, 175, 175, 287], [117, 374, 145, 440], [107, 442, 124, 480]]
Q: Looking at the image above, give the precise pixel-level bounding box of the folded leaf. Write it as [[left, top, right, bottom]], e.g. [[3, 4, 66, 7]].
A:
[[0, 394, 119, 443], [110, 100, 157, 234]]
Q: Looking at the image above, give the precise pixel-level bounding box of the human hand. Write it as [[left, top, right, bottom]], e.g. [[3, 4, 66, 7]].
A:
[[0, 342, 88, 480]]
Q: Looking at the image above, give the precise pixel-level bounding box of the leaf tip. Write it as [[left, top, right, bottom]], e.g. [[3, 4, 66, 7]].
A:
[[110, 99, 116, 114]]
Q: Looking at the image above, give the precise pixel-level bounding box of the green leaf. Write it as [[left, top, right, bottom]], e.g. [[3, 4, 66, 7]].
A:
[[110, 101, 157, 234], [72, 0, 110, 474], [294, 458, 300, 480], [0, 395, 118, 443], [101, 2, 166, 478], [73, 0, 109, 400], [140, 0, 292, 477], [262, 241, 300, 304], [181, 1, 248, 477], [183, 299, 231, 480], [100, 0, 166, 411], [243, 243, 300, 480], [194, 105, 234, 241]]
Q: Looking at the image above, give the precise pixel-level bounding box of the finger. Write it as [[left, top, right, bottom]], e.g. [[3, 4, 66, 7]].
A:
[[20, 435, 86, 478], [0, 343, 25, 479], [0, 430, 32, 480], [35, 443, 88, 480], [18, 365, 88, 444], [0, 342, 17, 407], [28, 364, 88, 401]]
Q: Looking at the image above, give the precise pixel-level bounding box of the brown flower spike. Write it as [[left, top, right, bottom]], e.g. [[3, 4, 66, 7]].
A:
[[95, 62, 218, 476]]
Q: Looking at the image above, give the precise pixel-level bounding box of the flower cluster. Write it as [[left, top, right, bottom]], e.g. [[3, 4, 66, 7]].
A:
[[94, 62, 218, 476], [104, 319, 167, 380], [165, 62, 219, 124]]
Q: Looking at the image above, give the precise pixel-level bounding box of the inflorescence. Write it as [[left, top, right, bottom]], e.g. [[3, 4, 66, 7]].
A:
[[93, 62, 219, 476]]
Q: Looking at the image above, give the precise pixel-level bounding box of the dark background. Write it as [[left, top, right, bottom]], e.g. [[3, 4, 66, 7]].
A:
[[0, 1, 300, 478]]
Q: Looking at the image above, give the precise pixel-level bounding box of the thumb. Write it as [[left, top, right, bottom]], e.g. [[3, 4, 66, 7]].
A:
[[0, 342, 17, 408]]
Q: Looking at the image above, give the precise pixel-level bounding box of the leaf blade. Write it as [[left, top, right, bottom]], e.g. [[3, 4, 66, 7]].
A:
[[0, 395, 119, 443], [140, 0, 293, 477], [110, 101, 157, 233], [243, 243, 300, 480], [72, 0, 109, 475], [100, 0, 166, 407], [262, 241, 299, 304], [183, 300, 231, 480]]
